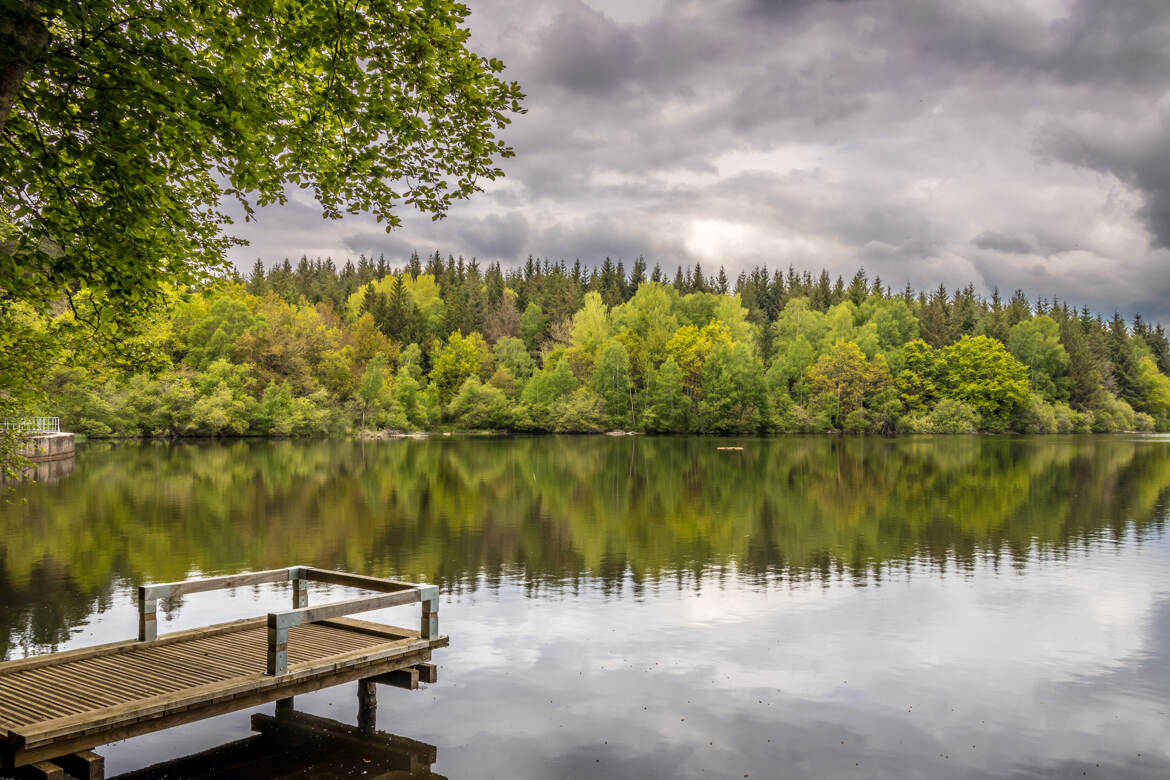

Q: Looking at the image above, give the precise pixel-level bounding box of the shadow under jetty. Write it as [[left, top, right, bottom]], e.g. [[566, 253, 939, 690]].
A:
[[110, 702, 444, 779]]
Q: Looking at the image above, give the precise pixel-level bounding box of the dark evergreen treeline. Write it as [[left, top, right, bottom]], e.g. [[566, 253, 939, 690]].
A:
[[44, 253, 1170, 437], [245, 251, 1170, 379]]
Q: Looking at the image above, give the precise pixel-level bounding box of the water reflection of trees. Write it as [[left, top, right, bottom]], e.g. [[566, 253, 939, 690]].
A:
[[2, 436, 1168, 656]]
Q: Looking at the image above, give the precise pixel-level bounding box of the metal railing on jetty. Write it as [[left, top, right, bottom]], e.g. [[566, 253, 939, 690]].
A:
[[2, 417, 60, 433]]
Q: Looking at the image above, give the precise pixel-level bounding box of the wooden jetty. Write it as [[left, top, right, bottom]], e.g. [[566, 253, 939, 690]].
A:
[[0, 566, 446, 778]]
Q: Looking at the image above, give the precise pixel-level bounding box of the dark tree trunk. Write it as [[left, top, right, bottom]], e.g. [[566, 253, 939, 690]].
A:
[[0, 4, 49, 133]]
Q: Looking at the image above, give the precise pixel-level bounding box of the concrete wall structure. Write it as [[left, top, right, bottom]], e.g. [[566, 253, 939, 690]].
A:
[[17, 432, 76, 462]]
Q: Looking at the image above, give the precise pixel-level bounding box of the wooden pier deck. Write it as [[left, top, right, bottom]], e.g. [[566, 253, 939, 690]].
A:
[[0, 567, 446, 778]]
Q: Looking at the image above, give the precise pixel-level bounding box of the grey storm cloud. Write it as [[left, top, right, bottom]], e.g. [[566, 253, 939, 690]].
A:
[[339, 211, 530, 261], [226, 0, 1170, 322], [535, 9, 638, 97], [1042, 100, 1170, 250], [972, 232, 1035, 255], [448, 212, 533, 259]]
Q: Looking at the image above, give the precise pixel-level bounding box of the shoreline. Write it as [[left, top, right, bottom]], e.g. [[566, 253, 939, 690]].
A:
[[67, 428, 1162, 443]]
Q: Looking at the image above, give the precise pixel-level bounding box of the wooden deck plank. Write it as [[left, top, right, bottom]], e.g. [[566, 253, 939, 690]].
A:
[[160, 647, 259, 679], [79, 650, 224, 685], [106, 648, 235, 683], [0, 622, 409, 739], [0, 628, 398, 732], [0, 676, 94, 720], [31, 637, 435, 747], [4, 626, 445, 748], [0, 673, 80, 715], [0, 684, 120, 724], [14, 666, 135, 709], [176, 634, 265, 662], [289, 630, 378, 656], [1, 569, 447, 772], [7, 645, 440, 768], [161, 640, 264, 676], [78, 653, 219, 691], [0, 618, 265, 676], [0, 704, 35, 731]]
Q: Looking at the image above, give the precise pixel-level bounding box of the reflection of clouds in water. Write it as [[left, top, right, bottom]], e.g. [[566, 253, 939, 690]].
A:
[[390, 531, 1170, 778], [27, 530, 1170, 779], [5, 437, 1170, 777]]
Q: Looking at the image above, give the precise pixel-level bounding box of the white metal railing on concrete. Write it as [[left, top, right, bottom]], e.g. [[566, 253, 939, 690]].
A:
[[2, 417, 60, 433]]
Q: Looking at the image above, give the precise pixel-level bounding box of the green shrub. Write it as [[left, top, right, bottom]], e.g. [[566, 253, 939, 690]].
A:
[[552, 388, 607, 433], [896, 413, 930, 434], [922, 399, 980, 433], [1013, 393, 1057, 434], [773, 403, 820, 433], [1052, 403, 1083, 434], [843, 408, 873, 434], [1091, 394, 1136, 432], [448, 378, 512, 430]]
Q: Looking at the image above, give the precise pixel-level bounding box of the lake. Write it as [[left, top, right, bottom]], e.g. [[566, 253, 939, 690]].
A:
[[2, 435, 1169, 778]]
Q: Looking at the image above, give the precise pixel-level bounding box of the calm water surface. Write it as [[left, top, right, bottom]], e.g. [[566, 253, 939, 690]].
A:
[[2, 435, 1169, 778]]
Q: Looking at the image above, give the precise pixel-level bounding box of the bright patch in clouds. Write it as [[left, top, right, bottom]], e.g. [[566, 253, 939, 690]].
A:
[[685, 218, 760, 263]]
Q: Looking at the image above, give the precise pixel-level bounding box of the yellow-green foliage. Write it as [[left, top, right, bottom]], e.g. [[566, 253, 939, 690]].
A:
[[30, 266, 1170, 437]]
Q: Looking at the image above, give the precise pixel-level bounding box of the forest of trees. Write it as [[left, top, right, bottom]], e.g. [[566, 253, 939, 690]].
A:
[[42, 252, 1170, 437]]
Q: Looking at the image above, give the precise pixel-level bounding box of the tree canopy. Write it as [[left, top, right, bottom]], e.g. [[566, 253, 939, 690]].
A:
[[21, 256, 1170, 439], [0, 0, 524, 415]]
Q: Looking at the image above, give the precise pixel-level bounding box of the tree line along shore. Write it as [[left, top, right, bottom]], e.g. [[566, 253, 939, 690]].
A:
[[39, 255, 1170, 437]]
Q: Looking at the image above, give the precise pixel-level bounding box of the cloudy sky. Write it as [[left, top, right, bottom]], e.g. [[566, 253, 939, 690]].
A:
[[227, 0, 1170, 321]]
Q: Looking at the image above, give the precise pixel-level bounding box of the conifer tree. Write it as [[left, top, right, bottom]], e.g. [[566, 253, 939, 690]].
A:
[[831, 275, 846, 305], [716, 267, 730, 295], [847, 269, 868, 306], [812, 270, 833, 311], [692, 263, 707, 294], [1108, 313, 1143, 408], [630, 256, 647, 292]]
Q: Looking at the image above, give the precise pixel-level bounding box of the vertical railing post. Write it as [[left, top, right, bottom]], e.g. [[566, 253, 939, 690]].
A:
[[267, 614, 289, 675], [292, 577, 308, 609], [419, 585, 439, 639], [138, 587, 157, 641]]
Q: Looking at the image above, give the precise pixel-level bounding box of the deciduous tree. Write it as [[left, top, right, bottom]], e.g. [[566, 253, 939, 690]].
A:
[[642, 357, 689, 433], [940, 335, 1029, 425], [2, 0, 523, 333], [1007, 315, 1071, 402]]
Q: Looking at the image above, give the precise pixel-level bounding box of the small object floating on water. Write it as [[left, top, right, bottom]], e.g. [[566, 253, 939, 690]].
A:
[[716, 446, 744, 451]]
